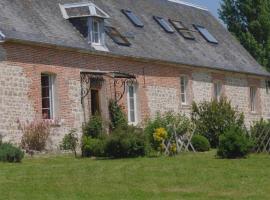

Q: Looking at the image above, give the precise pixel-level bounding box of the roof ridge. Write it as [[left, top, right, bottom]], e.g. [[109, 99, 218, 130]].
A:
[[167, 0, 208, 11]]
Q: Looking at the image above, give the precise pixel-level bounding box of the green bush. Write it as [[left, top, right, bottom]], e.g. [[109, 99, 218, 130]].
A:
[[105, 126, 147, 158], [81, 136, 106, 157], [60, 129, 79, 157], [191, 98, 245, 148], [144, 112, 191, 151], [191, 135, 210, 152], [217, 126, 253, 159], [0, 143, 24, 163], [83, 114, 103, 138], [108, 100, 128, 130]]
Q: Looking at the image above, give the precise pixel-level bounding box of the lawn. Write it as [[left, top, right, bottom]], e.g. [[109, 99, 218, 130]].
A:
[[0, 151, 269, 200]]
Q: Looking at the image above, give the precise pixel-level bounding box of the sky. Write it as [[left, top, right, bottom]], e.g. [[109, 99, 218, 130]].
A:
[[183, 0, 222, 20]]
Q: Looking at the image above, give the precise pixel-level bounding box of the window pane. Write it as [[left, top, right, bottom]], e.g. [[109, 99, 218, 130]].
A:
[[154, 16, 174, 33], [122, 10, 144, 27], [250, 87, 256, 111], [180, 76, 187, 104], [128, 85, 136, 123], [41, 74, 53, 119], [194, 25, 218, 44], [41, 75, 49, 86], [130, 110, 135, 122], [105, 26, 131, 46], [42, 109, 50, 119]]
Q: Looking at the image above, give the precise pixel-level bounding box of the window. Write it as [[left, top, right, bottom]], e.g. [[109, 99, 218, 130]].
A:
[[180, 76, 188, 105], [91, 89, 100, 115], [41, 74, 55, 119], [194, 25, 218, 44], [213, 81, 222, 101], [153, 16, 174, 33], [250, 86, 257, 112], [122, 9, 144, 27], [266, 80, 270, 94], [169, 19, 195, 40], [127, 84, 137, 124], [105, 26, 131, 46], [91, 18, 102, 44]]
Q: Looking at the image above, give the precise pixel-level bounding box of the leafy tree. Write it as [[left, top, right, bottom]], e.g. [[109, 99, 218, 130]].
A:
[[219, 0, 270, 71]]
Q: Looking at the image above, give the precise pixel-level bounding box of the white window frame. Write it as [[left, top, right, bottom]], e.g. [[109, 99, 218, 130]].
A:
[[91, 18, 102, 45], [41, 74, 55, 119], [250, 86, 257, 112], [213, 81, 222, 101], [180, 75, 188, 105], [127, 84, 138, 125]]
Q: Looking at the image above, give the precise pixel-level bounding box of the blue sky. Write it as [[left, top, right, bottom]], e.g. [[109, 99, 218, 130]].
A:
[[183, 0, 222, 20]]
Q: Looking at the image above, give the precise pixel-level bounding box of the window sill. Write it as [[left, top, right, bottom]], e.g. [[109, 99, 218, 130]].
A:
[[181, 104, 191, 109], [42, 119, 65, 127], [91, 43, 109, 52]]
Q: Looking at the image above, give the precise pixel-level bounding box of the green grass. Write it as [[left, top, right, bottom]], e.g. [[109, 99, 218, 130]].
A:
[[0, 151, 269, 200]]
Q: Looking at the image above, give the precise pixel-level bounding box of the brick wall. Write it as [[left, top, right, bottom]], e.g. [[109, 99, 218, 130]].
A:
[[0, 42, 269, 149]]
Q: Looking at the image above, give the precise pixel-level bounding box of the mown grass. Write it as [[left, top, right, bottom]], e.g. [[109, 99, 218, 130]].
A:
[[0, 151, 269, 200]]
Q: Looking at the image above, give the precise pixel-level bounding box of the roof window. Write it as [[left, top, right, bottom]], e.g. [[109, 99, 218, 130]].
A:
[[122, 9, 144, 28], [59, 3, 110, 19], [153, 16, 174, 33], [169, 19, 195, 40], [105, 26, 131, 46], [194, 25, 218, 44]]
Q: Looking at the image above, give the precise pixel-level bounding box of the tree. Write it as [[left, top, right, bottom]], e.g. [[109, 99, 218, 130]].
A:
[[219, 0, 270, 71]]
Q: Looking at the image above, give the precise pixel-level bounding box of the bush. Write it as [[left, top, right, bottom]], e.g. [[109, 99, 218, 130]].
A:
[[83, 114, 103, 138], [19, 120, 51, 151], [105, 126, 147, 158], [109, 100, 128, 130], [191, 98, 245, 148], [144, 112, 191, 152], [217, 126, 253, 159], [60, 129, 79, 157], [191, 135, 210, 152], [81, 136, 106, 157], [0, 143, 24, 163]]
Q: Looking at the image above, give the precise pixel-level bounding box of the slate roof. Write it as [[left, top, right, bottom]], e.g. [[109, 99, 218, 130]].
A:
[[0, 0, 269, 77]]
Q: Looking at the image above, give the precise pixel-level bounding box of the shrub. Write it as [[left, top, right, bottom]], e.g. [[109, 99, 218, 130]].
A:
[[19, 120, 51, 151], [105, 126, 147, 158], [108, 100, 128, 130], [0, 143, 24, 163], [144, 112, 191, 151], [191, 135, 210, 152], [83, 114, 103, 138], [81, 136, 106, 157], [191, 98, 245, 148], [60, 129, 79, 157], [217, 125, 253, 159], [250, 119, 270, 153]]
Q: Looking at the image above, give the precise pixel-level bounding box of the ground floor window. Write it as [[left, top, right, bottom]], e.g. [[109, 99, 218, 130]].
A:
[[180, 76, 188, 105], [213, 81, 222, 101], [250, 86, 257, 112], [41, 74, 55, 119], [127, 84, 137, 125]]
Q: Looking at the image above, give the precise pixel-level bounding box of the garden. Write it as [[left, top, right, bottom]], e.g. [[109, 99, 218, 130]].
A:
[[0, 98, 270, 199]]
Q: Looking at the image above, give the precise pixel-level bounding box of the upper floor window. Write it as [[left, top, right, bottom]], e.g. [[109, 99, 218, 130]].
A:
[[41, 74, 55, 119], [91, 18, 102, 45], [153, 16, 174, 33], [180, 76, 188, 105], [250, 86, 257, 112], [213, 81, 222, 101], [127, 84, 138, 125], [194, 25, 218, 44]]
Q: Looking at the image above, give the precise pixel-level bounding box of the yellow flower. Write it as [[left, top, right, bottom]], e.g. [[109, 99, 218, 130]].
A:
[[153, 128, 168, 142]]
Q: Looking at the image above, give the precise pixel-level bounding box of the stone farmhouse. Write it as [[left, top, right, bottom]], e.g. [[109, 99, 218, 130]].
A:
[[0, 0, 269, 148]]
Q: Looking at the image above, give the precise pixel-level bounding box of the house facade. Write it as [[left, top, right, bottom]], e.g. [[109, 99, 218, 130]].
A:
[[0, 0, 269, 149]]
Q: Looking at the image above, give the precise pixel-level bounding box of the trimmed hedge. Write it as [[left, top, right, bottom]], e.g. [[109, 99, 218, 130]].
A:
[[0, 143, 24, 163], [191, 135, 210, 152]]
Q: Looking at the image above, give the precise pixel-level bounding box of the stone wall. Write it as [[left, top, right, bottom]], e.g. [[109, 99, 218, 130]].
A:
[[0, 42, 269, 149]]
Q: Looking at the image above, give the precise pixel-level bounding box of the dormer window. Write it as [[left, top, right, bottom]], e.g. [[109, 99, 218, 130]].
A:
[[59, 3, 109, 51]]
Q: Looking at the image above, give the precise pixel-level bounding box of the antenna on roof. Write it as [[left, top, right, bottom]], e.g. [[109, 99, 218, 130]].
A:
[[168, 0, 208, 11]]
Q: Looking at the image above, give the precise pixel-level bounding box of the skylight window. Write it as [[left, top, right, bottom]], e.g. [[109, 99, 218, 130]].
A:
[[194, 25, 218, 44], [122, 10, 144, 27], [105, 26, 131, 46], [59, 3, 110, 19], [153, 16, 174, 33], [169, 19, 195, 40]]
